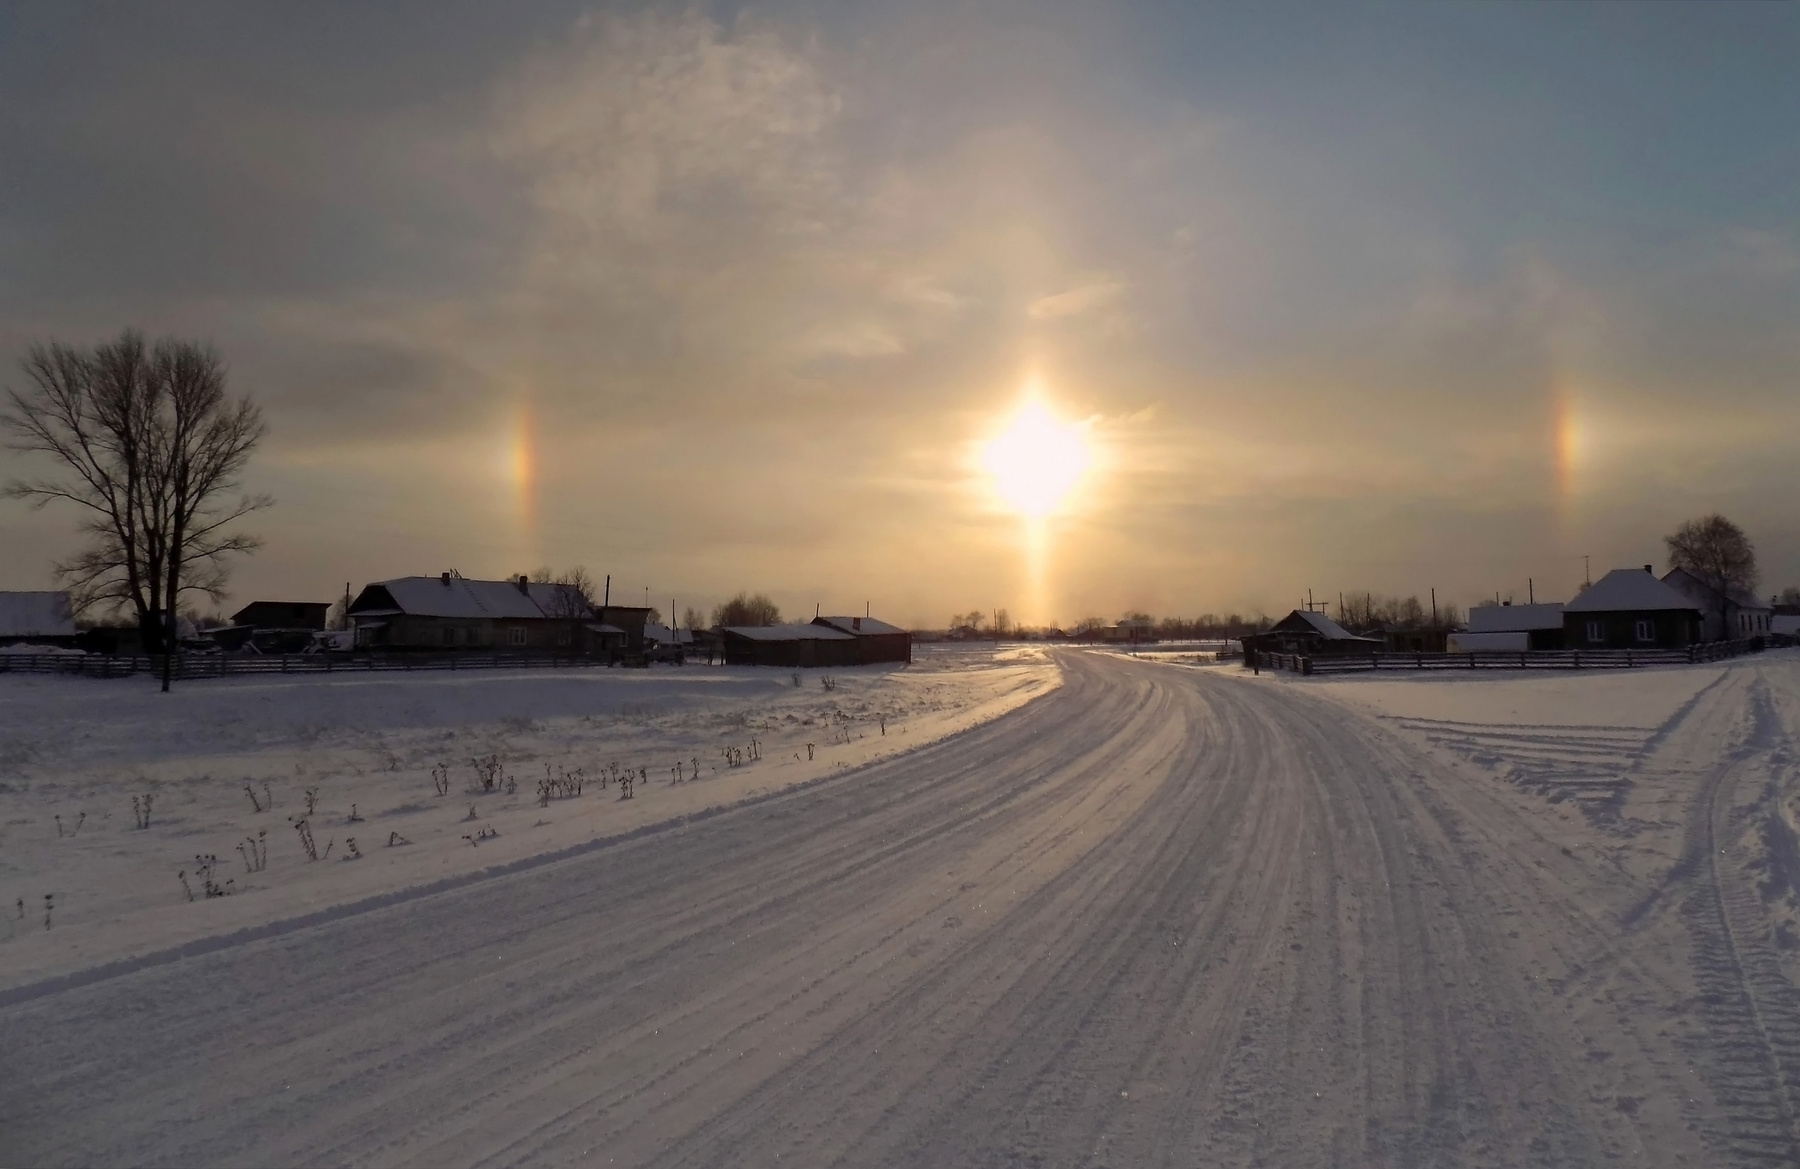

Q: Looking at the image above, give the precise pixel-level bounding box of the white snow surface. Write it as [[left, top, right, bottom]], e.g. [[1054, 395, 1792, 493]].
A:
[[9, 645, 1800, 1166], [0, 646, 1056, 990]]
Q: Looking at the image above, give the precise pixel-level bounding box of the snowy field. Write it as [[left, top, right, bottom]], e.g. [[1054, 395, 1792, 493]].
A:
[[9, 644, 1800, 1166], [0, 645, 1058, 990]]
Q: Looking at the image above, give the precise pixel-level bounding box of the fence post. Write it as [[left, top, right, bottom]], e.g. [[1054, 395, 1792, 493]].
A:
[[1573, 651, 1580, 670]]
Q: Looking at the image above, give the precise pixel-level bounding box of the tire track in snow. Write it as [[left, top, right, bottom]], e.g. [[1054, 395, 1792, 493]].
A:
[[1680, 677, 1800, 1165]]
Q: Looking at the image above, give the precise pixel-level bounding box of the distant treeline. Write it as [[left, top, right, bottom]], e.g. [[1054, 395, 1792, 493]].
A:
[[1335, 593, 1465, 632]]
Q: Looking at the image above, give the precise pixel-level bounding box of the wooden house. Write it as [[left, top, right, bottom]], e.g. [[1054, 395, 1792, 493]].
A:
[[1562, 567, 1701, 649]]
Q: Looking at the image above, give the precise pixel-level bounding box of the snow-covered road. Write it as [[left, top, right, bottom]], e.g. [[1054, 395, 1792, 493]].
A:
[[3, 650, 1788, 1166]]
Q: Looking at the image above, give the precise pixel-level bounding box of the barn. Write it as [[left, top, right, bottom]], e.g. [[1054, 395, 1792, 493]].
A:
[[720, 623, 860, 668], [812, 615, 912, 664]]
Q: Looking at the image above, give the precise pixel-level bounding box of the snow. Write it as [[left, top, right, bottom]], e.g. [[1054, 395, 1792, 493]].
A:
[[10, 643, 1800, 1164], [1564, 567, 1699, 612], [720, 622, 855, 642], [0, 645, 1058, 990], [815, 615, 907, 637], [354, 575, 596, 621], [1285, 609, 1364, 639]]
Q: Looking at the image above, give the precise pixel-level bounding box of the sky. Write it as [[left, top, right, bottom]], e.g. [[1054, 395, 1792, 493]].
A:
[[1, 1, 1796, 629]]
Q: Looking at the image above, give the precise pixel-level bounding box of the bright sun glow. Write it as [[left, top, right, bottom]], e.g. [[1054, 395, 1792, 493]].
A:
[[982, 401, 1091, 518]]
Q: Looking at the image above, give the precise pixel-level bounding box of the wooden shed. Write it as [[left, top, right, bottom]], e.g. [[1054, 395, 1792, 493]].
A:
[[721, 623, 860, 667], [812, 615, 912, 664]]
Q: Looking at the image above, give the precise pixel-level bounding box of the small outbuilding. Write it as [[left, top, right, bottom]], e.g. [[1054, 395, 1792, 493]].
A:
[[1448, 602, 1567, 653], [721, 623, 860, 668], [1241, 610, 1384, 662], [812, 615, 912, 664], [1563, 567, 1702, 649], [0, 591, 78, 649], [231, 601, 329, 631]]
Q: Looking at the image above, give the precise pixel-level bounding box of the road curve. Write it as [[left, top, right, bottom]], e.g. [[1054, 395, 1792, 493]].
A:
[[0, 652, 1720, 1166]]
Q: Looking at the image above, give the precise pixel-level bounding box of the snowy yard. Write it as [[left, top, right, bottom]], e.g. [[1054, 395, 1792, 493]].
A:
[[0, 645, 1058, 990]]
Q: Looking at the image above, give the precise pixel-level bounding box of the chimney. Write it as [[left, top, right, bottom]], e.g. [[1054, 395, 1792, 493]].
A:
[[852, 616, 862, 631], [516, 574, 530, 594], [440, 572, 451, 586], [1644, 564, 1653, 574]]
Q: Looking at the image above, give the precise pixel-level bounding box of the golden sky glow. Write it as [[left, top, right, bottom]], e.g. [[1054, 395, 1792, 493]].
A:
[[1, 6, 1797, 627], [982, 400, 1092, 520]]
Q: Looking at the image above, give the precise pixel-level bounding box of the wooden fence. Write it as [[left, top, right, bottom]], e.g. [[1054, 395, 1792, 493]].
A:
[[1255, 639, 1763, 676], [0, 652, 623, 680]]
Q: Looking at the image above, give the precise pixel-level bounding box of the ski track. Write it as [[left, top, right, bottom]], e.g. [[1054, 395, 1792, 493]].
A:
[[2, 651, 1795, 1166]]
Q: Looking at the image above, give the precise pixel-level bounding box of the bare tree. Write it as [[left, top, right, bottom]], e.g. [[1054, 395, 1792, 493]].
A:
[[714, 592, 781, 627], [3, 331, 268, 689], [950, 610, 986, 633], [1666, 514, 1758, 636], [533, 566, 598, 652], [681, 605, 707, 631]]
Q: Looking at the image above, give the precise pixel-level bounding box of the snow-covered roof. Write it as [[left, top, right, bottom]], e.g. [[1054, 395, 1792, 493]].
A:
[[1564, 569, 1700, 614], [1466, 602, 1564, 634], [722, 623, 856, 642], [0, 591, 76, 638], [1661, 567, 1769, 613], [644, 622, 695, 645], [524, 581, 596, 619], [1274, 610, 1373, 641], [815, 615, 906, 637], [354, 576, 593, 621]]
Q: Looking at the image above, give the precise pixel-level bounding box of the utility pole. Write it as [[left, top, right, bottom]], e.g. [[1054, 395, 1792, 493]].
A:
[[1528, 578, 1534, 604], [1583, 555, 1591, 589], [1431, 588, 1437, 626]]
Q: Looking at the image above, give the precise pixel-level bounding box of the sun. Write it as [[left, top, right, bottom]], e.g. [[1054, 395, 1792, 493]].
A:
[[982, 400, 1091, 518]]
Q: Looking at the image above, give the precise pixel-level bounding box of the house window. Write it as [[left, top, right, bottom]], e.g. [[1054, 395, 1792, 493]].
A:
[[1635, 619, 1654, 643], [508, 626, 526, 647], [1586, 620, 1602, 644]]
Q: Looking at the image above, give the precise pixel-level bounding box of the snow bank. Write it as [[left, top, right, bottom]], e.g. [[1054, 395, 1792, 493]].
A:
[[0, 645, 1059, 989]]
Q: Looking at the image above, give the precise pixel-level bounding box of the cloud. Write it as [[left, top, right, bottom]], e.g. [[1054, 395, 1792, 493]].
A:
[[1028, 280, 1125, 320]]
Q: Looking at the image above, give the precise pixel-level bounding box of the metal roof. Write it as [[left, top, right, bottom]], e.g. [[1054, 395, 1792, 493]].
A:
[[1466, 602, 1565, 634], [722, 623, 856, 642], [1273, 609, 1377, 641], [1564, 569, 1701, 613], [1662, 567, 1770, 613], [0, 591, 76, 638], [352, 576, 594, 621], [814, 615, 907, 637]]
